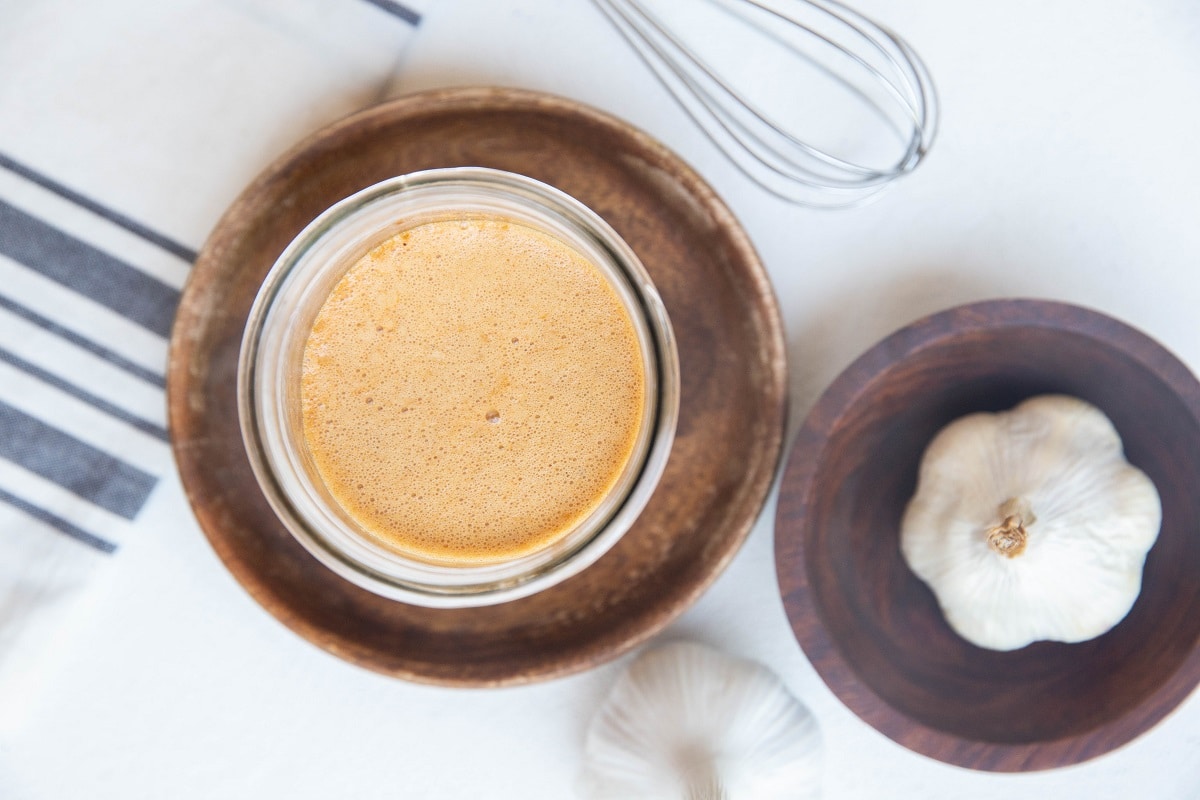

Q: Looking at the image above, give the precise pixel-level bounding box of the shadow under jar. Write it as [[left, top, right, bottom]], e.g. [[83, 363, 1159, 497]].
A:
[[239, 167, 679, 608]]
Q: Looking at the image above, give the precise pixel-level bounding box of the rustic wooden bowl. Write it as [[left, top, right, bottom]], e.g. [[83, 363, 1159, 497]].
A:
[[775, 299, 1200, 771]]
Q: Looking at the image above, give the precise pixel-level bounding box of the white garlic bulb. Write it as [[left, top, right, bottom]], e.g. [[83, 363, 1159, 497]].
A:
[[580, 641, 821, 800], [901, 394, 1161, 651]]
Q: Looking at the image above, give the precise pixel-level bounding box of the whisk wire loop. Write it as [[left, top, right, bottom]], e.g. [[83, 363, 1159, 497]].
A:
[[591, 0, 939, 207]]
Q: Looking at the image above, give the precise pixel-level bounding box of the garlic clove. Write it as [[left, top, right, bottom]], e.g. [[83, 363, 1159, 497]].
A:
[[580, 641, 821, 800]]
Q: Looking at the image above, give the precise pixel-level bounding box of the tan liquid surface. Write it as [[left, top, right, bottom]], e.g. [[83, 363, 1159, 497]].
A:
[[301, 218, 646, 564]]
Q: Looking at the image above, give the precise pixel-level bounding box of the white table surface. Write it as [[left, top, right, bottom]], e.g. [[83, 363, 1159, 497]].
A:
[[5, 0, 1200, 797]]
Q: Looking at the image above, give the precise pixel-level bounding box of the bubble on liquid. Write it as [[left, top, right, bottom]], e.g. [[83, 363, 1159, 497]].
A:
[[485, 410, 501, 424]]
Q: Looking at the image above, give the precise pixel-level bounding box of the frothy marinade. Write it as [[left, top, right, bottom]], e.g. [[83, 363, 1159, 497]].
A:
[[301, 217, 646, 564]]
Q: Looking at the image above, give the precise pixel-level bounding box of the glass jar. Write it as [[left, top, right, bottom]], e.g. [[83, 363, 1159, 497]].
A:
[[238, 167, 679, 608]]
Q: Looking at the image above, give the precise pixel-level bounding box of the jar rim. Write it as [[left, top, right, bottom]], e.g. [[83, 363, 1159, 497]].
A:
[[238, 167, 679, 608]]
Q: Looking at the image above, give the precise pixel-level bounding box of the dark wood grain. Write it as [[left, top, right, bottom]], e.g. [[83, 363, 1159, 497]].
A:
[[775, 299, 1200, 771], [167, 87, 787, 685]]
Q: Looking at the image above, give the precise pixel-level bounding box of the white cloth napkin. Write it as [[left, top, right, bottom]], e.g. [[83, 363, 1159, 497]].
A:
[[0, 0, 429, 732]]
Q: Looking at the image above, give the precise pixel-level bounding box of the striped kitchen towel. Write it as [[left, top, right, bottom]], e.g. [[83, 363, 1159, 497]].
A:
[[0, 0, 428, 731]]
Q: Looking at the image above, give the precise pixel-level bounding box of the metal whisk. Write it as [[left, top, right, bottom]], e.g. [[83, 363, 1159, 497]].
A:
[[591, 0, 939, 207]]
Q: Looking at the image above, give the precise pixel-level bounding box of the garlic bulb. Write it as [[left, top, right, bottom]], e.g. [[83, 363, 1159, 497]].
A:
[[901, 394, 1162, 651], [581, 641, 821, 800]]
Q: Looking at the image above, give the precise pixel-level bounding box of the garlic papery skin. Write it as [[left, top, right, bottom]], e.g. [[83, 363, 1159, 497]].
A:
[[900, 395, 1162, 651], [580, 641, 821, 800]]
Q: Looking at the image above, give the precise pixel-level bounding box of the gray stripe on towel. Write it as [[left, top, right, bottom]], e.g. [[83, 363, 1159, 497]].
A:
[[0, 199, 179, 338], [359, 0, 422, 26], [0, 346, 168, 442], [0, 486, 118, 553], [0, 292, 165, 388], [0, 152, 198, 263], [0, 399, 157, 520]]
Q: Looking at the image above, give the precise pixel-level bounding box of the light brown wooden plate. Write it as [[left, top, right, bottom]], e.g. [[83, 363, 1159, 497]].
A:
[[168, 87, 787, 685]]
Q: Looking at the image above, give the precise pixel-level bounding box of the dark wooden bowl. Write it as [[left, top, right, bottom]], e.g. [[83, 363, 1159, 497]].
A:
[[775, 299, 1200, 771], [168, 87, 787, 685]]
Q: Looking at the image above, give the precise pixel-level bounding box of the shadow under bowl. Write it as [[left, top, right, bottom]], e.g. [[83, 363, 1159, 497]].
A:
[[775, 298, 1200, 771]]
